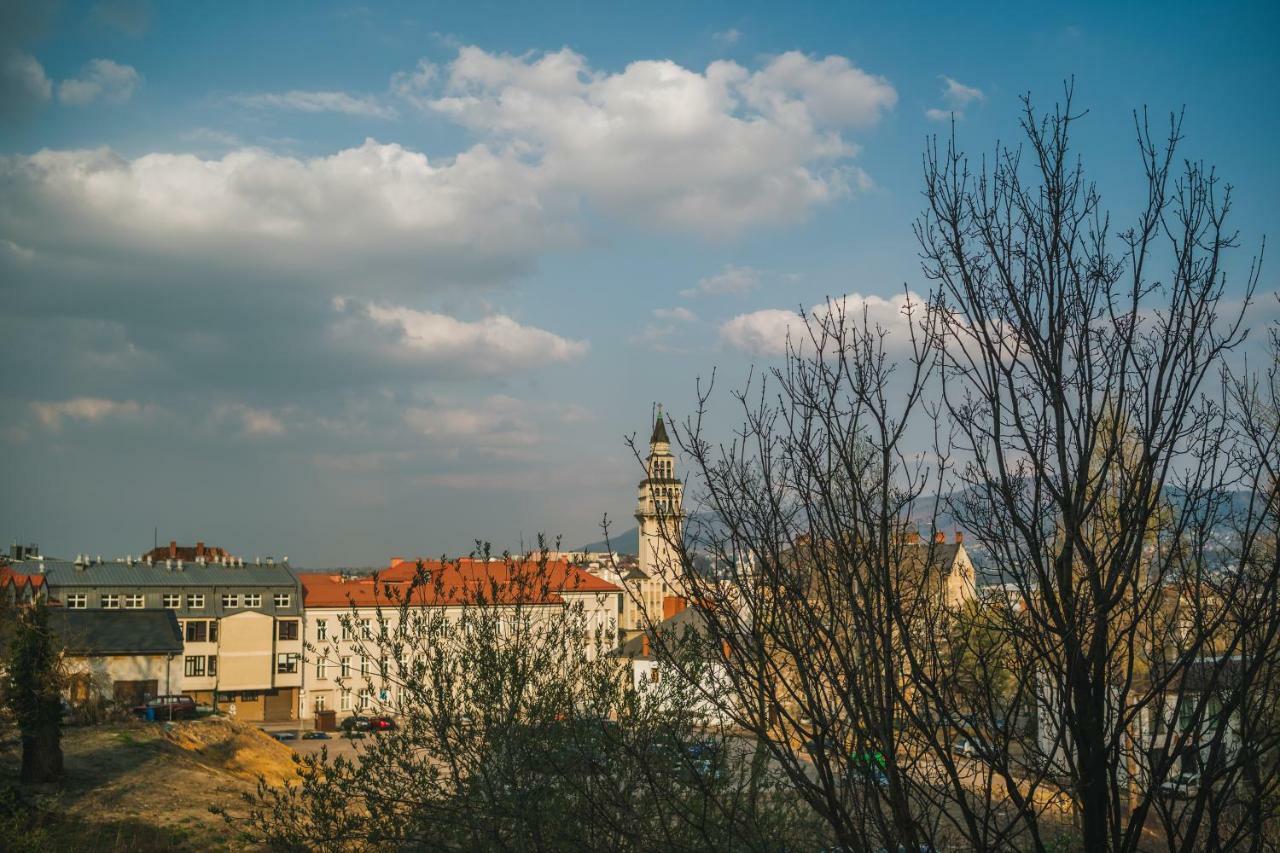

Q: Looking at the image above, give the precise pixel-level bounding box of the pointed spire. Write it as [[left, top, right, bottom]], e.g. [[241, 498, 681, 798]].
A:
[[650, 404, 669, 445]]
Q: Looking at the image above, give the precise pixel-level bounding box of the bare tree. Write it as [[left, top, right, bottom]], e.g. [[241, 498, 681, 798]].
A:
[[224, 545, 818, 851], [643, 86, 1280, 852]]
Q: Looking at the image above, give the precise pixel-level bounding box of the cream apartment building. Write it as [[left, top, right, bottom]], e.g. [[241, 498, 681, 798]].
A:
[[13, 549, 305, 722], [299, 557, 621, 722]]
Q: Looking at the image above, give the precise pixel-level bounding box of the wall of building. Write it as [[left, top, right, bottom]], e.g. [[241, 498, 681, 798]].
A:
[[65, 653, 182, 702]]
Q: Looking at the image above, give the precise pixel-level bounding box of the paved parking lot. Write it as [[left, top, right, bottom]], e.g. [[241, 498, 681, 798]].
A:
[[260, 728, 371, 759]]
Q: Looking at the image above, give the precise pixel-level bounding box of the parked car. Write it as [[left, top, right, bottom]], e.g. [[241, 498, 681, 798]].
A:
[[302, 731, 331, 740], [1160, 770, 1200, 799], [132, 695, 197, 721], [341, 715, 372, 733], [341, 714, 397, 734], [272, 731, 298, 741]]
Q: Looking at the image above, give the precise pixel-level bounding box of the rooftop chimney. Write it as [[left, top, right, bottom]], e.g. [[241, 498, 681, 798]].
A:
[[955, 531, 964, 545], [641, 634, 651, 657], [934, 531, 946, 544], [168, 540, 177, 559], [906, 530, 920, 545], [196, 541, 205, 559]]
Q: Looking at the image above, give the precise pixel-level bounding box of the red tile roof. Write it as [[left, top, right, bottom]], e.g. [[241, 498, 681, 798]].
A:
[[300, 558, 620, 609], [0, 564, 47, 591]]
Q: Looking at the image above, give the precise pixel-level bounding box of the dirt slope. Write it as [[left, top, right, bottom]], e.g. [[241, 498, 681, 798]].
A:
[[1, 717, 299, 851]]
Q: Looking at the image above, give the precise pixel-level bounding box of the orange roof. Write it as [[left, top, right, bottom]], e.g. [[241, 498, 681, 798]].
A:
[[0, 564, 47, 591], [300, 558, 620, 609]]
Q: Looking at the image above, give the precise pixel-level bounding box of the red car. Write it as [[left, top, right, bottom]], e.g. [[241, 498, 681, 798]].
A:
[[340, 714, 397, 733], [132, 695, 198, 721]]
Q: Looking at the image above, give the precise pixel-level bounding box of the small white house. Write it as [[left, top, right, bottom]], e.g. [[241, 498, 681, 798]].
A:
[[618, 605, 737, 726], [50, 609, 185, 706]]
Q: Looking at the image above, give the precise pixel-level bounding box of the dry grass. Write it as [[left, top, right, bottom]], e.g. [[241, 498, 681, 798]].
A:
[[0, 717, 300, 851]]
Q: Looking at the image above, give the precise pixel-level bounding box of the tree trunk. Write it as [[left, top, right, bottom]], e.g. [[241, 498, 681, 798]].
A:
[[21, 729, 63, 783]]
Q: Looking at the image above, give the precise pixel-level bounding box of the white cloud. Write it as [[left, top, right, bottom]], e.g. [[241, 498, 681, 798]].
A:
[[345, 299, 588, 373], [2, 49, 52, 110], [720, 291, 927, 356], [404, 46, 896, 234], [713, 28, 742, 44], [31, 397, 142, 429], [233, 90, 397, 119], [738, 52, 897, 127], [941, 76, 984, 107], [682, 264, 762, 297], [635, 306, 699, 352], [719, 308, 803, 356], [0, 139, 559, 284], [926, 75, 984, 122], [390, 59, 438, 108], [58, 58, 141, 105], [216, 403, 286, 436]]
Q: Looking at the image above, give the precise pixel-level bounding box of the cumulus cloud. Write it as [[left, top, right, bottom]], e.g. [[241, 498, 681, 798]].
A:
[[0, 138, 558, 284], [635, 306, 700, 351], [926, 75, 985, 122], [336, 298, 588, 374], [58, 58, 141, 105], [713, 28, 742, 44], [233, 90, 397, 119], [720, 291, 927, 356], [719, 308, 803, 356], [402, 46, 896, 234], [682, 264, 762, 297], [1, 49, 52, 115], [31, 397, 142, 429]]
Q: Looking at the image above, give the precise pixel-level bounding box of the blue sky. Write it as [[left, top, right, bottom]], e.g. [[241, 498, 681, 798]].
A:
[[1, 0, 1276, 565]]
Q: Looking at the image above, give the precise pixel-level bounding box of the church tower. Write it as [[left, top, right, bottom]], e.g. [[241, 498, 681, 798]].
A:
[[636, 405, 684, 601]]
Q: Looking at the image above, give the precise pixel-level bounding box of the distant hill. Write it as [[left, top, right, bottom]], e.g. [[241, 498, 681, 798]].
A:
[[579, 526, 639, 555], [581, 489, 1251, 563]]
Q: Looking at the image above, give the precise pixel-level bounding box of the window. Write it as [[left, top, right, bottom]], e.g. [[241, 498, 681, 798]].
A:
[[340, 689, 351, 711], [185, 656, 206, 677], [314, 695, 326, 713], [340, 622, 351, 641], [187, 593, 205, 609], [273, 593, 291, 608], [360, 618, 372, 639], [207, 655, 218, 676], [316, 619, 328, 641], [66, 593, 87, 609], [209, 620, 219, 642], [379, 657, 388, 679], [360, 656, 369, 677], [162, 593, 181, 609], [358, 688, 372, 709], [101, 594, 120, 609], [244, 593, 262, 607], [123, 594, 144, 609], [221, 593, 239, 608], [277, 619, 299, 641], [276, 653, 300, 674], [185, 621, 207, 643], [340, 657, 351, 678], [316, 659, 327, 679]]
